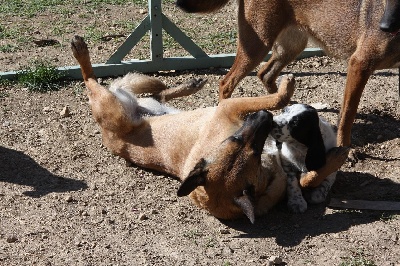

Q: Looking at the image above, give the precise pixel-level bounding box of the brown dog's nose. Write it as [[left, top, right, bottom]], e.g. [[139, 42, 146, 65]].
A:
[[231, 110, 273, 153], [379, 0, 400, 33]]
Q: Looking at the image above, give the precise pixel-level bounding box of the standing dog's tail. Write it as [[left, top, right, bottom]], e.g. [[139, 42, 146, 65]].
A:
[[176, 0, 229, 13]]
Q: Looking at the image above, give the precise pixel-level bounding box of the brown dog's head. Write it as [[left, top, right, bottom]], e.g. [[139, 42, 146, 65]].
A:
[[177, 110, 274, 223]]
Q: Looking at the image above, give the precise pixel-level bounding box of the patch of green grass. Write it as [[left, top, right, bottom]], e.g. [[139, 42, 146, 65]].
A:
[[205, 237, 217, 248], [339, 251, 376, 266], [339, 256, 376, 266], [0, 25, 16, 39], [0, 79, 13, 99], [0, 0, 64, 17], [16, 60, 64, 92], [0, 0, 143, 17], [84, 25, 106, 42], [380, 212, 396, 222], [0, 44, 18, 53]]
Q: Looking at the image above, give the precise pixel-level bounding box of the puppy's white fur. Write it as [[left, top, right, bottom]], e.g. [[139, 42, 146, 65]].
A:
[[271, 104, 337, 213], [108, 73, 180, 126]]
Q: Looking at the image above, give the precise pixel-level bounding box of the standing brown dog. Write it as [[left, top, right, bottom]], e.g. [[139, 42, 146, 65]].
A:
[[176, 0, 400, 149], [71, 36, 300, 222]]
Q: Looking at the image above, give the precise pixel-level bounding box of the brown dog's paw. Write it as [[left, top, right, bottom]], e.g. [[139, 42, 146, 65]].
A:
[[275, 74, 295, 107], [71, 35, 89, 59], [186, 78, 208, 89], [299, 146, 350, 188], [325, 146, 350, 167]]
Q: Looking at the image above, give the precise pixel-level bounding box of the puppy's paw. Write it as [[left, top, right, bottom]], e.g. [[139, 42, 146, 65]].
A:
[[71, 35, 89, 59], [305, 187, 328, 204], [287, 197, 308, 213]]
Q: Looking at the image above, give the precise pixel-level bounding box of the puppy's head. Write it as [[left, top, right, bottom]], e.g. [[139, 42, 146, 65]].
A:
[[177, 110, 274, 223], [271, 104, 326, 170]]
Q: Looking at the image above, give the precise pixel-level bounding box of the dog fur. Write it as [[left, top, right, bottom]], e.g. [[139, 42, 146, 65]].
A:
[[71, 35, 298, 222], [270, 104, 342, 213], [176, 0, 400, 186]]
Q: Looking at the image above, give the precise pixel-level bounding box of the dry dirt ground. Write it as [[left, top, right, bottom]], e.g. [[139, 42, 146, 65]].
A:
[[1, 1, 400, 265]]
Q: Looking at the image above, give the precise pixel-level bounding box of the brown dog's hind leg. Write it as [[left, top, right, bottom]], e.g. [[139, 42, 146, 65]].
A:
[[218, 0, 291, 100], [71, 35, 95, 81], [71, 36, 134, 134], [71, 35, 105, 96], [257, 27, 308, 93], [155, 78, 208, 102]]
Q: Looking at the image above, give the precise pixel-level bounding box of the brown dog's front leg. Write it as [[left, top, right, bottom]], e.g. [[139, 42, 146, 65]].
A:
[[337, 55, 373, 147], [219, 0, 278, 101], [220, 74, 295, 120], [299, 147, 350, 188]]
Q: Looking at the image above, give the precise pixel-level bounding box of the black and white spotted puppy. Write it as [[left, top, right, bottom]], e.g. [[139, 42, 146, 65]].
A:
[[270, 104, 337, 213]]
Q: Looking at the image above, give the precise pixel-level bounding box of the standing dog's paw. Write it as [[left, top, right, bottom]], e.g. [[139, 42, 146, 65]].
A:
[[71, 35, 89, 59], [287, 197, 308, 213]]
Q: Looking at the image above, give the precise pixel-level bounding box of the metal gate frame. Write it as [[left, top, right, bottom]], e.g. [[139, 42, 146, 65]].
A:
[[0, 0, 324, 80]]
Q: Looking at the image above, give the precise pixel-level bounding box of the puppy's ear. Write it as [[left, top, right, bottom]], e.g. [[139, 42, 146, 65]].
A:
[[234, 193, 255, 224], [177, 159, 207, 197], [305, 122, 326, 171]]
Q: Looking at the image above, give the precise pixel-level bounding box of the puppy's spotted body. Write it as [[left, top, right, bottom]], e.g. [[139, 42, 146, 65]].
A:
[[271, 104, 337, 213]]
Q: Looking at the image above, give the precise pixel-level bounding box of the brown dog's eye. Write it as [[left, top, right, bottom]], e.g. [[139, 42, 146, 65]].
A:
[[243, 185, 255, 199], [229, 135, 244, 144]]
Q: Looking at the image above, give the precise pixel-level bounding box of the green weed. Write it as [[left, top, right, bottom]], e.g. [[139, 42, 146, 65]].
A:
[[16, 60, 64, 92], [0, 44, 18, 53], [339, 251, 376, 266]]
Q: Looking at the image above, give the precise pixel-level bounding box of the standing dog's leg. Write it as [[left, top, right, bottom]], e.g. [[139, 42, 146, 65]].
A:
[[337, 52, 374, 147], [299, 47, 376, 189], [218, 0, 289, 100], [257, 26, 308, 94]]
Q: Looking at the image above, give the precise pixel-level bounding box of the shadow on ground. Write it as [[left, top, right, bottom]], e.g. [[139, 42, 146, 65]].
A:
[[0, 146, 87, 197], [221, 170, 400, 247]]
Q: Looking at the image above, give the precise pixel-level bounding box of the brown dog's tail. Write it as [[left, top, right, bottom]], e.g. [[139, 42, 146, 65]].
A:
[[176, 0, 230, 13]]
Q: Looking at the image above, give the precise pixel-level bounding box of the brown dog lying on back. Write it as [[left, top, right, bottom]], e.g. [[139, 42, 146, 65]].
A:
[[176, 0, 400, 186], [71, 36, 300, 222]]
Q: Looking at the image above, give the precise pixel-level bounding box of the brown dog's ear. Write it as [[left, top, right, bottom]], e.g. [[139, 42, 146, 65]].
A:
[[177, 159, 207, 197], [234, 193, 255, 224]]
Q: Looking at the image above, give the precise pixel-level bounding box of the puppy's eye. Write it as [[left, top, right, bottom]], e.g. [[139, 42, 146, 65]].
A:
[[282, 106, 289, 113]]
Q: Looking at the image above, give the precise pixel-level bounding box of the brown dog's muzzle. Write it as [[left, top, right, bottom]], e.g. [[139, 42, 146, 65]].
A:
[[234, 110, 273, 151]]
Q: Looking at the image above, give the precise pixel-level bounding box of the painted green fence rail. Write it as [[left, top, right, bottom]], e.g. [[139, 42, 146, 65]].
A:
[[0, 0, 324, 80]]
